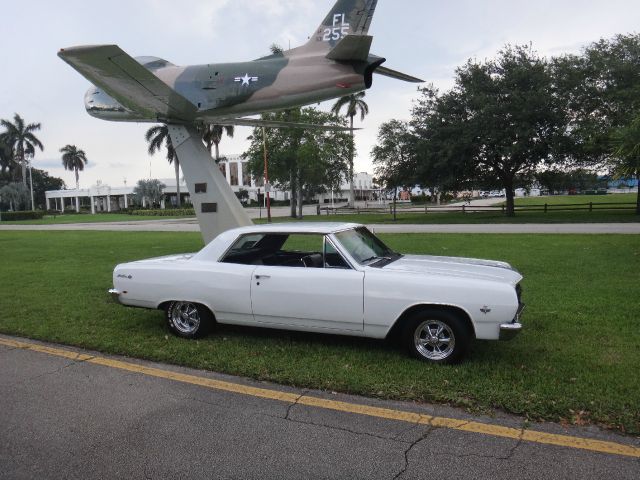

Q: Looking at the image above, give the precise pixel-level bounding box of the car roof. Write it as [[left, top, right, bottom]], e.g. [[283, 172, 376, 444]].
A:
[[225, 222, 362, 235], [194, 222, 365, 261]]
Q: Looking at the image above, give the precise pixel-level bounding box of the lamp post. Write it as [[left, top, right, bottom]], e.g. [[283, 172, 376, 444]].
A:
[[26, 151, 35, 211], [262, 127, 272, 222]]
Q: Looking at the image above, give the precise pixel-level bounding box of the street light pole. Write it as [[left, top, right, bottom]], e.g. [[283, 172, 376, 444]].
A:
[[27, 152, 35, 211]]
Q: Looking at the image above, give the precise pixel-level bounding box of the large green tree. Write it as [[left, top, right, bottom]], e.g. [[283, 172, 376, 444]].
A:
[[553, 34, 640, 166], [60, 145, 88, 190], [0, 114, 43, 186], [145, 125, 181, 207], [243, 108, 350, 218], [611, 116, 640, 213], [31, 168, 65, 210], [133, 179, 166, 208], [0, 182, 30, 211], [411, 85, 479, 199], [331, 91, 369, 206], [371, 120, 416, 219], [371, 120, 415, 190], [412, 46, 566, 215]]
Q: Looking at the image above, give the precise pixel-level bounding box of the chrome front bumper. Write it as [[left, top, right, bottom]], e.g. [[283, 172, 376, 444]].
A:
[[499, 321, 522, 340], [499, 303, 525, 340]]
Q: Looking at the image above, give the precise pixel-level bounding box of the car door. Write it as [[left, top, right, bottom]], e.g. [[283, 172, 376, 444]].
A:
[[250, 235, 364, 332]]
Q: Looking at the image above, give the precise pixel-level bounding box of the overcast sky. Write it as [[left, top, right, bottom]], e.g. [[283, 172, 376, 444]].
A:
[[1, 0, 639, 189]]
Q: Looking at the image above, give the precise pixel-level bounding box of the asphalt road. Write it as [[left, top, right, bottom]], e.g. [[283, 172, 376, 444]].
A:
[[1, 336, 638, 480]]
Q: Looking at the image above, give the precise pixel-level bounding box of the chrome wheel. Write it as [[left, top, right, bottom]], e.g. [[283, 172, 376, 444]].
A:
[[170, 302, 201, 335], [414, 320, 455, 361]]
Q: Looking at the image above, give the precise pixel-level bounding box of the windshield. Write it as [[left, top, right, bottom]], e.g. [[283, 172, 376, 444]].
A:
[[334, 227, 397, 265]]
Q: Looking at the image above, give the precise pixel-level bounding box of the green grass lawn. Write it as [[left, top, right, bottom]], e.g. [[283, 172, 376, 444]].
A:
[[0, 213, 196, 225], [514, 193, 637, 206], [259, 208, 639, 224], [0, 231, 638, 434]]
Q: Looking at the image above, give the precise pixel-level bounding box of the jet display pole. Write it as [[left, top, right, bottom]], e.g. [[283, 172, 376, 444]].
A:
[[262, 127, 272, 223]]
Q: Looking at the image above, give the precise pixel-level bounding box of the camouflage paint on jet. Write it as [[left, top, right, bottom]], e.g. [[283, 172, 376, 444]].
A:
[[59, 0, 421, 130]]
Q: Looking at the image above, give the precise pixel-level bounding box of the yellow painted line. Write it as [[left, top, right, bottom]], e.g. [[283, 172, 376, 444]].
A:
[[2, 337, 638, 459]]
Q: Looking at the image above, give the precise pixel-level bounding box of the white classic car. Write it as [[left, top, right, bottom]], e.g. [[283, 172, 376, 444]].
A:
[[109, 223, 523, 364]]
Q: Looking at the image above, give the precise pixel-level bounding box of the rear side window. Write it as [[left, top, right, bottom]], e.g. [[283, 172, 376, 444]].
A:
[[281, 234, 323, 253]]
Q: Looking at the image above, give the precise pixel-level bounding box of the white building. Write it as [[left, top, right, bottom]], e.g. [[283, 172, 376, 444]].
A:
[[45, 155, 379, 212]]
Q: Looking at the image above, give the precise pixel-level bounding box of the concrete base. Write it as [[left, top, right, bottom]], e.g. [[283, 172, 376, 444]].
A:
[[168, 125, 252, 244]]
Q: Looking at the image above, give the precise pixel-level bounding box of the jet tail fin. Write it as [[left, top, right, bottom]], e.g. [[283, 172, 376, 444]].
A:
[[305, 0, 378, 49]]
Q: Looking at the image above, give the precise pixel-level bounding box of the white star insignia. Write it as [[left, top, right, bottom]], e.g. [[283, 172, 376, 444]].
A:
[[234, 73, 259, 86]]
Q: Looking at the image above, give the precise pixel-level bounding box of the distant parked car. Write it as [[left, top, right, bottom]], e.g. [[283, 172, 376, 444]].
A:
[[109, 223, 524, 364]]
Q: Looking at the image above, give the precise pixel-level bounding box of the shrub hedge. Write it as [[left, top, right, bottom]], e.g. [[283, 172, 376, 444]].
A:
[[0, 210, 45, 221], [128, 208, 196, 216]]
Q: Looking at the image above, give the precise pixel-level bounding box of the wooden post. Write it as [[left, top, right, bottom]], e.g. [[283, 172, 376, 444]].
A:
[[589, 202, 593, 212], [544, 203, 548, 213]]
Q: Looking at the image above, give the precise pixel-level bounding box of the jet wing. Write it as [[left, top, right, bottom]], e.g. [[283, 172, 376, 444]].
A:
[[58, 45, 197, 122], [374, 65, 424, 83], [219, 117, 357, 131]]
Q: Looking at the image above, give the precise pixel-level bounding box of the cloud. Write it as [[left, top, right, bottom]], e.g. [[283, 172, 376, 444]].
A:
[[3, 0, 639, 188]]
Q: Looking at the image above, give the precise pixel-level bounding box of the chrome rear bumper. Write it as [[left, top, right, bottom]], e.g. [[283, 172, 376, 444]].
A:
[[108, 289, 122, 303]]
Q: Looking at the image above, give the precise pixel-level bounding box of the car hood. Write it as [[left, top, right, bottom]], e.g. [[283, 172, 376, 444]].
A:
[[380, 254, 523, 285]]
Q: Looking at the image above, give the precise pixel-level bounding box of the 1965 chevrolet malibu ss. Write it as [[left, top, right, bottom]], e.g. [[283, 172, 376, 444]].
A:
[[109, 223, 524, 364]]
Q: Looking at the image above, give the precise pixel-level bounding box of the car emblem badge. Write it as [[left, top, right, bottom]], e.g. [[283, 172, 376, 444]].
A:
[[480, 306, 491, 314]]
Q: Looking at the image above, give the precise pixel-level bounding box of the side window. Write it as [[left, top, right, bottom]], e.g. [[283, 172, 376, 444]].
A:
[[281, 234, 323, 254], [324, 239, 350, 269], [235, 234, 264, 250], [280, 234, 324, 268]]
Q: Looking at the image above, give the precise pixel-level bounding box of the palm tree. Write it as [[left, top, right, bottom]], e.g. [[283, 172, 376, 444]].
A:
[[60, 145, 88, 190], [145, 124, 180, 207], [331, 92, 369, 206], [201, 124, 234, 162], [0, 113, 44, 186]]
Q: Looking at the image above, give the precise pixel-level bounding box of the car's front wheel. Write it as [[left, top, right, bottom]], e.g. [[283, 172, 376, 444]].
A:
[[403, 309, 472, 364], [165, 301, 213, 339]]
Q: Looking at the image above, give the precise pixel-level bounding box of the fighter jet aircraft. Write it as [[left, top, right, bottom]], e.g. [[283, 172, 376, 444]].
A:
[[58, 0, 422, 129]]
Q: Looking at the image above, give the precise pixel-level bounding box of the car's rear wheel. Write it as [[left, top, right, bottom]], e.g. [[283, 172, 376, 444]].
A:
[[403, 309, 471, 364], [165, 301, 212, 339]]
